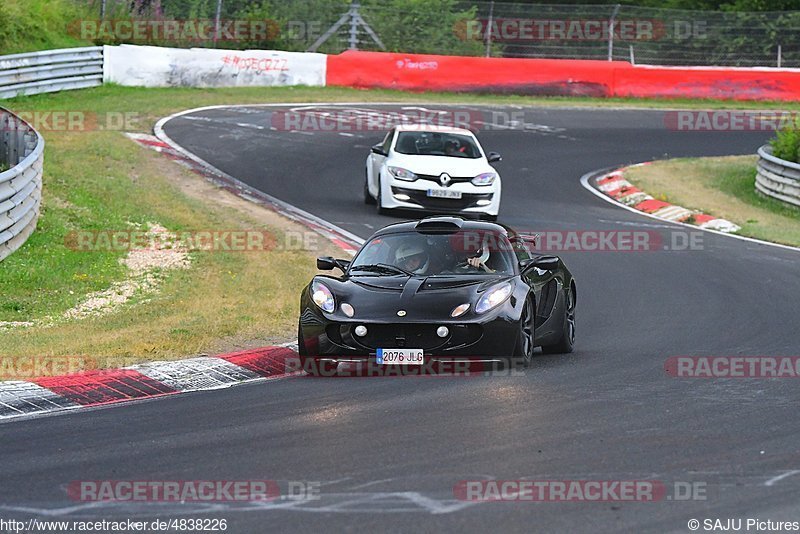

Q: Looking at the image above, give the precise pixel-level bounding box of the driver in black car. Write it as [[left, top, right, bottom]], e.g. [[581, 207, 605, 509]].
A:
[[394, 239, 492, 275], [394, 243, 431, 275]]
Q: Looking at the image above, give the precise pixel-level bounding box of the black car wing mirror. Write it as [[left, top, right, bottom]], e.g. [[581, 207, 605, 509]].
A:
[[520, 255, 559, 273], [317, 257, 350, 272], [371, 144, 388, 156], [487, 152, 502, 163]]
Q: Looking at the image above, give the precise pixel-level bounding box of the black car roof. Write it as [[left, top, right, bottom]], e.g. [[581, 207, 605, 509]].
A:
[[371, 216, 515, 238]]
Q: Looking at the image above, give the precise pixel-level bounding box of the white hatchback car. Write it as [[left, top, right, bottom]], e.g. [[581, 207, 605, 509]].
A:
[[364, 126, 502, 221]]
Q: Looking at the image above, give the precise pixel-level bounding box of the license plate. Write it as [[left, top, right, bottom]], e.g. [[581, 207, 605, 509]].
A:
[[376, 348, 424, 365], [427, 189, 462, 199]]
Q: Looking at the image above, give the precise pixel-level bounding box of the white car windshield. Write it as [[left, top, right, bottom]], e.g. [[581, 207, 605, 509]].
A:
[[394, 131, 482, 159], [350, 231, 515, 277]]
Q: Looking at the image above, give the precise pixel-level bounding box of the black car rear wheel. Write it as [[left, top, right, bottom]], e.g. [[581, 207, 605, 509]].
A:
[[541, 285, 575, 354], [510, 297, 535, 368]]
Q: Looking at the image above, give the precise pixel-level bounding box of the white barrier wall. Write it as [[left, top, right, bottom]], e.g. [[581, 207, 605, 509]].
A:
[[103, 45, 326, 88]]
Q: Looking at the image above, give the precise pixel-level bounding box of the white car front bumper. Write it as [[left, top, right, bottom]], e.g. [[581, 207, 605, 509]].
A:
[[380, 176, 501, 217]]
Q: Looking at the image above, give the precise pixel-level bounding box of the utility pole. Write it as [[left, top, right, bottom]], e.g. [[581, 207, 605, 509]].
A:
[[214, 0, 223, 48], [485, 1, 494, 58], [607, 4, 620, 61]]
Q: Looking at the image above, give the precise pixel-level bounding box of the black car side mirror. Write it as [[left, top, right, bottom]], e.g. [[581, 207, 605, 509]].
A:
[[317, 256, 350, 272], [487, 152, 502, 163], [520, 255, 559, 273], [371, 144, 388, 156]]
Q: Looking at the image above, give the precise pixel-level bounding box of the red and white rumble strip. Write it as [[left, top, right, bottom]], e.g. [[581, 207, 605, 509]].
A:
[[0, 345, 300, 420], [594, 165, 741, 233]]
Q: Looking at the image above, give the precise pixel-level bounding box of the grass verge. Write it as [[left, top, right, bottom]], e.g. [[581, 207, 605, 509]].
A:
[[624, 156, 800, 247]]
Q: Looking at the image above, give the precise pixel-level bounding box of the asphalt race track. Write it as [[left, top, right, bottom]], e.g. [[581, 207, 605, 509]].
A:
[[3, 105, 799, 533]]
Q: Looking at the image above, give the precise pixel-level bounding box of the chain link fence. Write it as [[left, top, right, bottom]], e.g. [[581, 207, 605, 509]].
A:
[[82, 1, 800, 67]]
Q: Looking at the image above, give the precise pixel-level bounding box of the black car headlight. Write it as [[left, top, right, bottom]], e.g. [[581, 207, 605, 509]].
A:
[[475, 282, 512, 314], [311, 281, 335, 313]]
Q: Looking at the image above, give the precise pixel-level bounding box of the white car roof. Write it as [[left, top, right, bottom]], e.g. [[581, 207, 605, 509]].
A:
[[394, 124, 475, 135]]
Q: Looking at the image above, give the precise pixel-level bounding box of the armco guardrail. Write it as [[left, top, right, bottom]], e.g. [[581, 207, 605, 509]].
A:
[[756, 145, 800, 208], [0, 108, 44, 261], [0, 47, 103, 100]]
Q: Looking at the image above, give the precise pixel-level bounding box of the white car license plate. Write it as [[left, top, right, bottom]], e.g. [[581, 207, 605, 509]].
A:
[[427, 189, 462, 199], [376, 348, 424, 365]]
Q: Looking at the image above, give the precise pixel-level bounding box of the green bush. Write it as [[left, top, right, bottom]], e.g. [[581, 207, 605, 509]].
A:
[[771, 120, 800, 163], [0, 0, 96, 54]]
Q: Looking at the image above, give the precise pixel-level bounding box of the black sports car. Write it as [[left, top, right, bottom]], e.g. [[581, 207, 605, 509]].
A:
[[297, 216, 576, 375]]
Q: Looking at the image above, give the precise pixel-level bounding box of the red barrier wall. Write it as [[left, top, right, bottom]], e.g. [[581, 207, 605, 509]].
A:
[[612, 65, 800, 101], [326, 50, 626, 97], [326, 50, 800, 102]]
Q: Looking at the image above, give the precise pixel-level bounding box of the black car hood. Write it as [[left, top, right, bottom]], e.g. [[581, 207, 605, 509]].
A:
[[317, 274, 514, 322]]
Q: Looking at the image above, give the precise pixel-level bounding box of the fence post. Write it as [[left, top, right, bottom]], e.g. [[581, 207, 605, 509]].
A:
[[629, 45, 635, 65], [214, 0, 223, 48], [485, 1, 494, 58], [349, 2, 360, 50], [778, 44, 782, 68], [608, 4, 621, 61]]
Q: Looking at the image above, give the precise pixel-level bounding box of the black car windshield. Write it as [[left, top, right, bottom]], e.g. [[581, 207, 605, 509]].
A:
[[393, 131, 482, 159], [350, 230, 515, 277]]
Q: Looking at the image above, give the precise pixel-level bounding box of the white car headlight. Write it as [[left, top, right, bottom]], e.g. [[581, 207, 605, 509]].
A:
[[472, 172, 496, 186], [388, 166, 418, 181], [475, 282, 512, 314], [311, 281, 335, 313]]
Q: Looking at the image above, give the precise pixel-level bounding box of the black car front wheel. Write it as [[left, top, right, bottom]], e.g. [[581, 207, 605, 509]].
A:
[[364, 169, 376, 205], [510, 297, 535, 368], [298, 322, 339, 376], [541, 285, 575, 354], [301, 357, 339, 377], [376, 178, 389, 215]]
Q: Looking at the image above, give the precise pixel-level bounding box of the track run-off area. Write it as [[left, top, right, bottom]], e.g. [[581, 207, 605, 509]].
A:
[[2, 104, 799, 533]]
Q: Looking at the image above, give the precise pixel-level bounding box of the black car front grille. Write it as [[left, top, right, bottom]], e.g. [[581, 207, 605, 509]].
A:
[[332, 323, 482, 351], [392, 187, 493, 211], [416, 173, 474, 186]]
